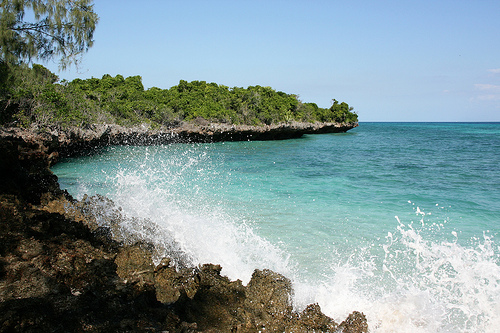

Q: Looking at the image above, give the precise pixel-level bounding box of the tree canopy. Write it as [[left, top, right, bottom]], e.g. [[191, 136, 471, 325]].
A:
[[0, 2, 359, 130], [0, 64, 358, 128], [0, 0, 99, 68]]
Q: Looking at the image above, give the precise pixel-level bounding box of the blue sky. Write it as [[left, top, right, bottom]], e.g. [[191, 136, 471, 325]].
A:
[[44, 0, 500, 122]]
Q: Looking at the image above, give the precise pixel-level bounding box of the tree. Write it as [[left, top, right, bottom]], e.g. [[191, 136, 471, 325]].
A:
[[0, 0, 99, 68]]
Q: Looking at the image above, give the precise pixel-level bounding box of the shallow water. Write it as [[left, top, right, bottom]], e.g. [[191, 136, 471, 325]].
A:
[[52, 122, 500, 332]]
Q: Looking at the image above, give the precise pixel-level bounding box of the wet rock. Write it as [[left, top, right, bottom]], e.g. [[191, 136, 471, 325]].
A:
[[0, 193, 176, 332], [154, 258, 200, 304], [338, 311, 369, 333], [244, 268, 294, 330], [154, 258, 183, 304], [0, 127, 369, 332], [174, 263, 246, 331], [115, 244, 155, 290], [295, 303, 339, 332]]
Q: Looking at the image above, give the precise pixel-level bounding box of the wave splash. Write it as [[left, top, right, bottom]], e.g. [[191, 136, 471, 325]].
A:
[[310, 214, 500, 333], [64, 145, 500, 333], [96, 153, 292, 285]]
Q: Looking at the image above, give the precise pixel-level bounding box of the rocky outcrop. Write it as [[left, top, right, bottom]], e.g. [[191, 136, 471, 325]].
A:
[[0, 127, 367, 332], [1, 120, 357, 159], [171, 120, 358, 144]]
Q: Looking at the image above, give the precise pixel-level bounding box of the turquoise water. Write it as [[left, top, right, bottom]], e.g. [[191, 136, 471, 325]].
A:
[[52, 122, 500, 332]]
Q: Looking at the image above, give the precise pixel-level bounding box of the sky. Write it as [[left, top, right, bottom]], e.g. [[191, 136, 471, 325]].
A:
[[44, 0, 500, 122]]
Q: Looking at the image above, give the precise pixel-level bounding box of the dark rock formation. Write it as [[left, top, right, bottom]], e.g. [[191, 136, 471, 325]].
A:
[[1, 121, 357, 159], [0, 126, 368, 332]]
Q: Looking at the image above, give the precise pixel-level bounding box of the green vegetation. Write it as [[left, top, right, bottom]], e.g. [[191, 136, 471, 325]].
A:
[[0, 64, 358, 129], [0, 1, 357, 129], [0, 0, 99, 69]]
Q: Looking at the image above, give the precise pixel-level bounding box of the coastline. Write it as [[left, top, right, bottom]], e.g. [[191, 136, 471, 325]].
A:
[[1, 121, 357, 159], [0, 123, 366, 332]]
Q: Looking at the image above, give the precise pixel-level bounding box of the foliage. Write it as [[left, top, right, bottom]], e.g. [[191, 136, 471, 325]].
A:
[[0, 0, 99, 68], [0, 62, 109, 127], [0, 1, 357, 129], [0, 64, 358, 129]]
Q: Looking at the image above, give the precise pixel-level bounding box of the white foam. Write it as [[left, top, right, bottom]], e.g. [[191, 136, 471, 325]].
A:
[[297, 217, 500, 333], [107, 165, 291, 284], [72, 147, 500, 333]]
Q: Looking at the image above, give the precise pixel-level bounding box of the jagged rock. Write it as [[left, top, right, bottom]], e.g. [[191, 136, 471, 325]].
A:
[[0, 129, 63, 204], [174, 263, 247, 331], [0, 127, 369, 332], [115, 244, 155, 290], [154, 257, 200, 304], [338, 311, 369, 333], [2, 122, 358, 161], [295, 303, 339, 332], [244, 268, 294, 330], [154, 258, 183, 304]]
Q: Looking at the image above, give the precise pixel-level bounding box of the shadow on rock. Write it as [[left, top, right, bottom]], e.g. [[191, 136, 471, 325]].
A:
[[0, 128, 368, 332]]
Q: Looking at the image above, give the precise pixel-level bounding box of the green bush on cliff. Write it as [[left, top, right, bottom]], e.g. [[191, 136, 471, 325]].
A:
[[0, 62, 111, 127], [0, 63, 358, 128]]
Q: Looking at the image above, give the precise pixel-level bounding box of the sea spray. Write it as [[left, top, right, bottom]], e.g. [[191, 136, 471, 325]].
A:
[[82, 159, 500, 331], [51, 123, 500, 332], [85, 145, 293, 284], [69, 188, 500, 332], [309, 213, 500, 332]]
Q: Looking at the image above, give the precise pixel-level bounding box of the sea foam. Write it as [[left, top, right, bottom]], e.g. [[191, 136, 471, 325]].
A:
[[52, 124, 500, 333], [96, 163, 500, 332]]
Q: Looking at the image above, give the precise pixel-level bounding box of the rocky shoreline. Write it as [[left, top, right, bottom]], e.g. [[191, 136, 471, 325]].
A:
[[17, 120, 358, 159], [0, 122, 367, 332]]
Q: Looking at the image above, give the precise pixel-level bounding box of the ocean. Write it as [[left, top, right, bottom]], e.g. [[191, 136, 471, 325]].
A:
[[51, 122, 500, 332]]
